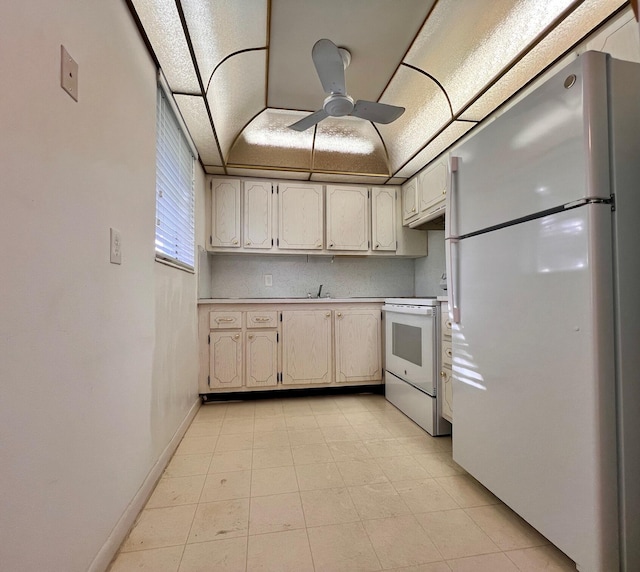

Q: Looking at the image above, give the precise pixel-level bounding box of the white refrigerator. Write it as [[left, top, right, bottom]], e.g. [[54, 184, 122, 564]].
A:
[[445, 51, 640, 572]]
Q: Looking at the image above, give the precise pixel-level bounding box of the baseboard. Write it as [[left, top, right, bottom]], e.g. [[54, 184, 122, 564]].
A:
[[88, 397, 201, 572], [201, 384, 385, 402]]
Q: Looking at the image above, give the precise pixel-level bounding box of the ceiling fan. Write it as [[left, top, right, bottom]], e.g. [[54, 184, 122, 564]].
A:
[[288, 39, 405, 132]]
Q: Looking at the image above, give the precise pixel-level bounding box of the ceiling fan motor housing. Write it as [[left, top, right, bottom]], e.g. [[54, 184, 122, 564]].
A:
[[324, 93, 354, 117]]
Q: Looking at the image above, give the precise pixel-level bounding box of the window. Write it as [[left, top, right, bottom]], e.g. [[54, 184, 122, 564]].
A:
[[155, 84, 195, 270]]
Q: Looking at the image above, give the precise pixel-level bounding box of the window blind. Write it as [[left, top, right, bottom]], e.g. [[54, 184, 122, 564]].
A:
[[155, 87, 195, 270]]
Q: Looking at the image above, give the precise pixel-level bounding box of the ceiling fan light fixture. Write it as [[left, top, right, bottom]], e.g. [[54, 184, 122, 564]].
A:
[[324, 94, 354, 117]]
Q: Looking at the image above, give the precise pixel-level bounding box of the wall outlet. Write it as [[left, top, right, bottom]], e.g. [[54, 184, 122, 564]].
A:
[[264, 274, 272, 287], [110, 228, 122, 264], [60, 45, 78, 101]]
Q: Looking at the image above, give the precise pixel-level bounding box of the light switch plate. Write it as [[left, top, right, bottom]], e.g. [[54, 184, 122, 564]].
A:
[[110, 228, 122, 264], [264, 274, 272, 287], [60, 45, 78, 101]]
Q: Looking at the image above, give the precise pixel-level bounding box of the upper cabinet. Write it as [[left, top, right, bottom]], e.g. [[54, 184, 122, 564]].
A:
[[207, 176, 427, 257], [401, 157, 448, 228], [418, 160, 447, 221], [326, 186, 369, 251], [278, 183, 324, 250], [401, 178, 418, 224], [371, 187, 396, 252], [243, 180, 274, 250], [210, 178, 241, 247]]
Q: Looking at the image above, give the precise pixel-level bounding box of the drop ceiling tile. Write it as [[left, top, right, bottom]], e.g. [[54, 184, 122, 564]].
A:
[[174, 94, 222, 166], [130, 0, 200, 93], [207, 50, 267, 160], [313, 116, 388, 175], [228, 109, 313, 170], [377, 66, 452, 175], [181, 0, 268, 89], [459, 0, 627, 122], [395, 121, 476, 179], [403, 0, 577, 115]]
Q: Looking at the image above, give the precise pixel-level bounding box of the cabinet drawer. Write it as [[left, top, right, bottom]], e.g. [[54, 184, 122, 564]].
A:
[[246, 311, 278, 329], [441, 316, 453, 339], [442, 340, 453, 367], [440, 365, 453, 423], [209, 311, 242, 329]]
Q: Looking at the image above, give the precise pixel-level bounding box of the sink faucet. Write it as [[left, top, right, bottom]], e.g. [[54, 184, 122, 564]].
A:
[[317, 284, 323, 298]]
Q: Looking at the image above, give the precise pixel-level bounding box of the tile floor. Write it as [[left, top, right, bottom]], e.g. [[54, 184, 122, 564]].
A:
[[109, 394, 577, 572]]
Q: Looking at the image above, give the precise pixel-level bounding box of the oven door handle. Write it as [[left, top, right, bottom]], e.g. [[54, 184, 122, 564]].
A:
[[382, 306, 435, 316]]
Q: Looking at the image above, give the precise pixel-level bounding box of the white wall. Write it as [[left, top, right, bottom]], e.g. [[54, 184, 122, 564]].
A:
[[414, 231, 447, 297], [0, 2, 200, 571]]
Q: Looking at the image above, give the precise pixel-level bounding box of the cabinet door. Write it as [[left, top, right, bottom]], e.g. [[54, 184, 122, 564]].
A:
[[401, 178, 418, 223], [419, 161, 447, 215], [245, 331, 278, 388], [211, 178, 241, 247], [334, 309, 382, 383], [278, 183, 323, 250], [441, 367, 453, 423], [244, 180, 273, 249], [326, 186, 369, 251], [371, 187, 396, 251], [281, 310, 332, 384], [209, 331, 243, 388]]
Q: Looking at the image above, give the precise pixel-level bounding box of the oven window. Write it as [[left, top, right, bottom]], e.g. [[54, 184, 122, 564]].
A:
[[392, 322, 422, 366]]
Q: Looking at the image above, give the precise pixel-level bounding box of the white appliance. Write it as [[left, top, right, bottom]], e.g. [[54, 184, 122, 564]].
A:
[[445, 51, 639, 572], [383, 298, 451, 436]]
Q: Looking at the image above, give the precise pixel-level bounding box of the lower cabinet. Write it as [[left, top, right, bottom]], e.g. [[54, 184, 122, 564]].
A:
[[281, 310, 332, 385], [245, 330, 278, 388], [440, 301, 453, 423], [199, 302, 383, 393], [334, 309, 381, 383], [209, 331, 243, 389]]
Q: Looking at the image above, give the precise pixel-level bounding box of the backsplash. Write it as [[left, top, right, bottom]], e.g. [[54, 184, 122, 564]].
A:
[[207, 255, 415, 299]]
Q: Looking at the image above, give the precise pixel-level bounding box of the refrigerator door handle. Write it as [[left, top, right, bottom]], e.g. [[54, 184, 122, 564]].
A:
[[446, 155, 461, 323], [445, 156, 460, 240], [446, 236, 461, 323]]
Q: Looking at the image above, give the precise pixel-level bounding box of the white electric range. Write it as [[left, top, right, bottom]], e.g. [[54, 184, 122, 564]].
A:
[[383, 298, 451, 436]]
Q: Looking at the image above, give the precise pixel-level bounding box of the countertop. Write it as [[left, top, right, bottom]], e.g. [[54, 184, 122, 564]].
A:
[[198, 298, 386, 305]]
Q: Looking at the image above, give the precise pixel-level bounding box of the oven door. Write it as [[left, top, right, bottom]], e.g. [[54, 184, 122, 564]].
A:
[[384, 306, 436, 396]]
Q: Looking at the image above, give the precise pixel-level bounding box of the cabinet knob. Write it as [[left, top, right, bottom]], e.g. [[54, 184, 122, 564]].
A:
[[440, 371, 446, 377], [337, 312, 342, 318], [316, 243, 322, 248], [248, 334, 254, 339], [375, 243, 380, 248], [411, 207, 416, 213], [329, 243, 334, 248], [325, 312, 331, 318], [232, 239, 238, 245], [442, 189, 446, 195], [234, 334, 240, 339], [246, 241, 251, 246]]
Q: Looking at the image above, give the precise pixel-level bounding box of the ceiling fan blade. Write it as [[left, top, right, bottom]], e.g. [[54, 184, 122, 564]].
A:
[[288, 109, 329, 132], [312, 39, 347, 95], [351, 100, 405, 124]]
